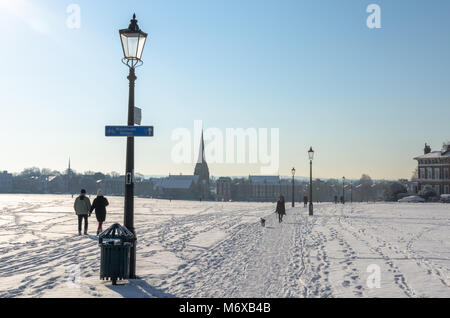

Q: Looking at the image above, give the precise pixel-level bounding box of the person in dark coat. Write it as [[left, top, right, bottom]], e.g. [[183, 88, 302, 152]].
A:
[[303, 196, 308, 207], [89, 189, 109, 235], [275, 195, 286, 223]]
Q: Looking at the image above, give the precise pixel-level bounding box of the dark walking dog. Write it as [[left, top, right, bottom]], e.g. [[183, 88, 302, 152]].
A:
[[260, 218, 266, 227]]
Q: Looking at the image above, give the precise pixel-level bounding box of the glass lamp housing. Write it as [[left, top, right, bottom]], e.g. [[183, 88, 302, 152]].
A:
[[120, 14, 148, 61], [308, 147, 314, 161]]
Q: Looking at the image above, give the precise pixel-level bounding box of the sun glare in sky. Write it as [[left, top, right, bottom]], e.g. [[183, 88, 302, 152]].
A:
[[0, 0, 50, 34], [0, 0, 26, 12]]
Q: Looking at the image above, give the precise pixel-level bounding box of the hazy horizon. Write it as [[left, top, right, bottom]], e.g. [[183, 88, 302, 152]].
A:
[[5, 166, 399, 182]]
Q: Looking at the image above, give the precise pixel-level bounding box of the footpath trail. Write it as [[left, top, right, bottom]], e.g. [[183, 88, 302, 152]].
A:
[[158, 207, 328, 297]]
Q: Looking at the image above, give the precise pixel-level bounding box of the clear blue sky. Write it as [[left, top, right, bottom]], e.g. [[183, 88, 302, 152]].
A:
[[0, 0, 449, 179]]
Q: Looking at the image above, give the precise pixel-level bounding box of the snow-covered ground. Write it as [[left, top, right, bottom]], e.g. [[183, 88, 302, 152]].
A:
[[0, 194, 448, 298]]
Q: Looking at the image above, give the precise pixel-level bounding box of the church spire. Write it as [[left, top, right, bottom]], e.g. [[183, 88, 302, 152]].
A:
[[194, 129, 210, 200], [197, 130, 206, 164]]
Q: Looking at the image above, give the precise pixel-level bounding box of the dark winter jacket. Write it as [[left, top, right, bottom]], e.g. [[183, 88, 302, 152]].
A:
[[276, 199, 286, 215], [89, 196, 109, 222]]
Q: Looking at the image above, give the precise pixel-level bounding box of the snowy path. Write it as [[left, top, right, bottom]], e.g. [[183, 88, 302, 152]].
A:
[[158, 210, 326, 297], [0, 195, 449, 298]]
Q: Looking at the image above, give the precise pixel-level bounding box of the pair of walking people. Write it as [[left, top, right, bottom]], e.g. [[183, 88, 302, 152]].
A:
[[73, 189, 109, 236]]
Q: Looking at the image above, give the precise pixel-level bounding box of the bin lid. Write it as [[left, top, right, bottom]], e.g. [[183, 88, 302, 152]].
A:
[[99, 223, 135, 241]]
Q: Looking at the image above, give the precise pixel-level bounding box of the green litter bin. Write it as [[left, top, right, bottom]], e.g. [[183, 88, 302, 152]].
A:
[[99, 223, 135, 285]]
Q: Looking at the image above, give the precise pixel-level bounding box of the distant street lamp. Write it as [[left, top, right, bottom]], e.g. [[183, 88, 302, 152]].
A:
[[342, 176, 346, 204], [308, 147, 314, 216], [291, 167, 296, 207], [119, 14, 148, 279], [350, 180, 353, 203]]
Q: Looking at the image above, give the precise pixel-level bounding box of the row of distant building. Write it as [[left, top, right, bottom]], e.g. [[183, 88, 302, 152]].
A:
[[160, 140, 450, 200], [1, 139, 449, 201]]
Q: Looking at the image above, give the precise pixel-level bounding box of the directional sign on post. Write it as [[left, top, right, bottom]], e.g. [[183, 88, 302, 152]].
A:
[[105, 126, 154, 137], [134, 107, 142, 125]]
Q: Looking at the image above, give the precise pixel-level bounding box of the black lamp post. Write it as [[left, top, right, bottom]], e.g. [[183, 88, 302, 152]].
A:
[[308, 147, 314, 216], [350, 180, 353, 203], [119, 14, 148, 279], [342, 176, 346, 204], [291, 167, 296, 207], [279, 178, 281, 197]]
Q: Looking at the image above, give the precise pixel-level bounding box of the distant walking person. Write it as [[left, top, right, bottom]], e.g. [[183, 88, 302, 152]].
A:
[[276, 195, 286, 223], [73, 189, 91, 235], [303, 196, 308, 208], [334, 195, 338, 204], [90, 189, 109, 236]]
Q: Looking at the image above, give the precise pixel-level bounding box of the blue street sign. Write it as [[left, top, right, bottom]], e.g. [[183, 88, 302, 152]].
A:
[[105, 126, 154, 137]]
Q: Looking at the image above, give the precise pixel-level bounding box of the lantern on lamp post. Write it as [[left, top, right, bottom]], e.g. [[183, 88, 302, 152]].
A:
[[120, 14, 148, 66]]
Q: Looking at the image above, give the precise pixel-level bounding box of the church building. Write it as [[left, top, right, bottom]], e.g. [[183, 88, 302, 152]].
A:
[[154, 132, 212, 200]]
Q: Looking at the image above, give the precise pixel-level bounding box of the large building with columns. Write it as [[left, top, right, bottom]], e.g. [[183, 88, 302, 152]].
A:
[[413, 142, 450, 195], [216, 175, 304, 202]]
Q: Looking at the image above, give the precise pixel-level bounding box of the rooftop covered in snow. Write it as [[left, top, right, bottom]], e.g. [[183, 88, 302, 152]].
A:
[[154, 175, 199, 190]]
